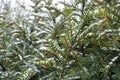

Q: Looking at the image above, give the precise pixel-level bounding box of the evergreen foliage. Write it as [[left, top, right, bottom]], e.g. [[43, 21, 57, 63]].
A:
[[0, 0, 120, 80]]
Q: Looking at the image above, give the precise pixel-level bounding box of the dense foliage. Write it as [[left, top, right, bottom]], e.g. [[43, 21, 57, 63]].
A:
[[0, 0, 120, 80]]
